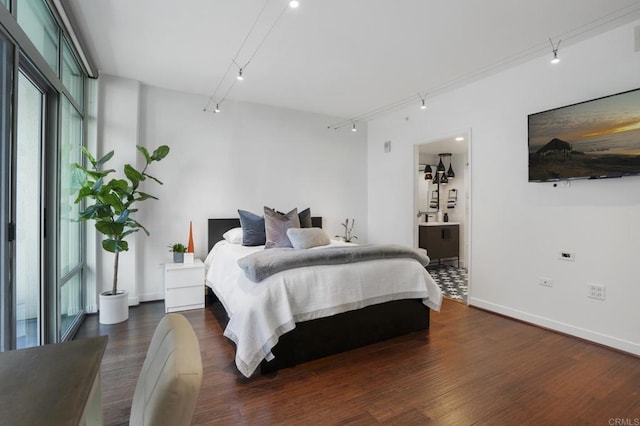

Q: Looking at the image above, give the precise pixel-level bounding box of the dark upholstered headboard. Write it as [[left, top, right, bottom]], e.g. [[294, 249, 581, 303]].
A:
[[207, 217, 322, 252]]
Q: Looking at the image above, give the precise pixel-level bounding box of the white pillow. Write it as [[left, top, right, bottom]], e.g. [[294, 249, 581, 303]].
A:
[[286, 227, 330, 249], [223, 227, 243, 244]]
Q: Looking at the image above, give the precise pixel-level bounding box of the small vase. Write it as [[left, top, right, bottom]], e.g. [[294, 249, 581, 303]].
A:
[[173, 252, 184, 263]]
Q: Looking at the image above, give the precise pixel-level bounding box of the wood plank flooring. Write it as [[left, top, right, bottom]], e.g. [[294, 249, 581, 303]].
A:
[[75, 299, 640, 425]]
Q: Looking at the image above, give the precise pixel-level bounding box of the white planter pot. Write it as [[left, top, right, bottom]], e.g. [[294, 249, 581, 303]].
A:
[[99, 290, 129, 324]]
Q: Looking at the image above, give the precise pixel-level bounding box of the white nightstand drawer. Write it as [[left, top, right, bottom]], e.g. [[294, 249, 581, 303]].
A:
[[165, 267, 204, 289], [165, 285, 203, 312], [164, 259, 204, 313]]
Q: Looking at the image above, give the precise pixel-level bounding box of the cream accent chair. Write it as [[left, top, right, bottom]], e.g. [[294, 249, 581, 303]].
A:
[[130, 313, 203, 426]]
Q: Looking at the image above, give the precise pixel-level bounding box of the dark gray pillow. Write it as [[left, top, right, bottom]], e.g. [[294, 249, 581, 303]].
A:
[[264, 207, 300, 249], [238, 209, 266, 246], [298, 207, 312, 228]]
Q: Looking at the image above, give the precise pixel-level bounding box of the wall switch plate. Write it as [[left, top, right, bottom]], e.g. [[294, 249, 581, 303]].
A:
[[559, 251, 575, 261], [588, 283, 606, 300], [539, 277, 553, 287]]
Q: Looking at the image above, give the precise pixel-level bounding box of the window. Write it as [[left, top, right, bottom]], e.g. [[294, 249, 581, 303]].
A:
[[62, 38, 82, 106], [16, 0, 59, 73], [1, 0, 91, 350], [59, 95, 83, 339], [0, 31, 12, 352]]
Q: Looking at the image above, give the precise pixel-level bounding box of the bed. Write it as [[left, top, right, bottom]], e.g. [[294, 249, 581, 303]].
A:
[[205, 217, 442, 377]]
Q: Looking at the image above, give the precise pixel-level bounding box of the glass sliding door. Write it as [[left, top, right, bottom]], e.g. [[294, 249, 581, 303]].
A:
[[15, 71, 45, 349], [59, 96, 83, 339], [0, 32, 12, 352]]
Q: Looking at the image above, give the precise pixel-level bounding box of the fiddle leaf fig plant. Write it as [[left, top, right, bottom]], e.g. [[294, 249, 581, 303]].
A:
[[73, 145, 170, 295]]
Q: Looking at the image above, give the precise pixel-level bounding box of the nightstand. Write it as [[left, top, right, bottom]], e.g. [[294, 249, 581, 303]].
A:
[[164, 259, 205, 313]]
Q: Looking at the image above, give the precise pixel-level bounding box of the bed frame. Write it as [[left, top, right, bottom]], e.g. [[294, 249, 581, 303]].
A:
[[207, 218, 431, 375]]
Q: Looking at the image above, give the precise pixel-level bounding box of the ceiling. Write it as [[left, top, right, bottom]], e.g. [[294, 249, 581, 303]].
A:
[[63, 0, 640, 122]]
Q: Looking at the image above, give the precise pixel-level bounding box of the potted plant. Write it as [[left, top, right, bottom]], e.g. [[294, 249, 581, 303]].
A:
[[169, 243, 187, 263], [336, 218, 358, 243], [74, 145, 170, 324]]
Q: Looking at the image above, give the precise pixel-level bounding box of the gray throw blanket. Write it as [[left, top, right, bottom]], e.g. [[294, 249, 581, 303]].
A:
[[237, 244, 430, 282]]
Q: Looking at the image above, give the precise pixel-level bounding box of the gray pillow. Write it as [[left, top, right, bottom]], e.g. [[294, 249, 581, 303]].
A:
[[298, 207, 312, 228], [286, 227, 330, 249], [264, 207, 300, 249], [238, 209, 266, 246]]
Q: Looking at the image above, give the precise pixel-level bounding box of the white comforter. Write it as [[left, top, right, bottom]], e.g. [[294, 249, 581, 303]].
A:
[[205, 240, 442, 377]]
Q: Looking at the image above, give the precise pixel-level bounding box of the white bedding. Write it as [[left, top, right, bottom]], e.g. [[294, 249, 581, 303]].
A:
[[205, 240, 442, 377]]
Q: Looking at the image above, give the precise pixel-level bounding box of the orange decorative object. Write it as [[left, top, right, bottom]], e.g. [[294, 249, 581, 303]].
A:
[[187, 221, 195, 253]]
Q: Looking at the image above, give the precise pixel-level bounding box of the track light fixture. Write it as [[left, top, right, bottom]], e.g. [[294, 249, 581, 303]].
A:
[[352, 122, 357, 132], [215, 104, 220, 113], [549, 38, 561, 64], [203, 1, 301, 113], [417, 92, 427, 110]]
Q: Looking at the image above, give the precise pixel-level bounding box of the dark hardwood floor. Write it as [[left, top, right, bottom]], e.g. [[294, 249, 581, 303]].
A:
[[76, 298, 640, 425]]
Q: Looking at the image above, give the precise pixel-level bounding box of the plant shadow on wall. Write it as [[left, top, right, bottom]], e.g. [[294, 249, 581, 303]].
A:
[[73, 145, 170, 324]]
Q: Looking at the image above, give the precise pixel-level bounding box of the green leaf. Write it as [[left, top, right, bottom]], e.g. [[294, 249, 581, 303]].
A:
[[80, 146, 97, 167], [115, 210, 129, 224], [136, 145, 151, 163], [142, 173, 164, 185], [124, 164, 143, 186], [151, 145, 170, 161], [135, 191, 158, 202], [96, 151, 114, 168], [97, 193, 123, 211], [92, 178, 103, 192], [102, 239, 128, 253], [96, 221, 124, 237], [74, 186, 94, 204]]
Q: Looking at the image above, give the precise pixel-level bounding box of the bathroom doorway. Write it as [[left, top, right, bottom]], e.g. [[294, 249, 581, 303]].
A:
[[414, 131, 471, 304]]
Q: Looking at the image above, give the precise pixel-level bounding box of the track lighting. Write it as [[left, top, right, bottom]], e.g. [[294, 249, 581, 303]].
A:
[[549, 38, 561, 64], [237, 68, 244, 80], [352, 123, 357, 132], [420, 99, 426, 110], [215, 104, 220, 113], [289, 1, 300, 8]]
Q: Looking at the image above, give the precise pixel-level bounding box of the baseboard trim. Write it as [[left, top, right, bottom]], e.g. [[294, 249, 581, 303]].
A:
[[138, 292, 165, 303], [468, 297, 640, 357]]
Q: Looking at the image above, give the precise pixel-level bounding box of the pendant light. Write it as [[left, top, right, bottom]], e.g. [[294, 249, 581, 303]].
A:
[[436, 156, 446, 173], [447, 157, 455, 179], [424, 164, 433, 180]]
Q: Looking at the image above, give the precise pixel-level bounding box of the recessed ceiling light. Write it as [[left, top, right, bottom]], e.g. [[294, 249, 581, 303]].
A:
[[455, 137, 464, 141], [289, 1, 299, 8]]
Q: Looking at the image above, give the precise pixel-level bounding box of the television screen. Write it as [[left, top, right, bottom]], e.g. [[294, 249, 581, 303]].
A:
[[528, 88, 640, 182]]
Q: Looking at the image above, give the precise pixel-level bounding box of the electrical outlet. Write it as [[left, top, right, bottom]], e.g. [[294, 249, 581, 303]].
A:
[[539, 277, 553, 287], [559, 251, 575, 261], [588, 283, 606, 300]]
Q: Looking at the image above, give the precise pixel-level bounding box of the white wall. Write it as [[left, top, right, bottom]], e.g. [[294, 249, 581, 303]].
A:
[[367, 20, 640, 355], [96, 77, 368, 302]]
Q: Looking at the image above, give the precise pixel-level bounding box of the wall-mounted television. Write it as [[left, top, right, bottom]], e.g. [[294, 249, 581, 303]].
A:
[[528, 88, 640, 182]]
